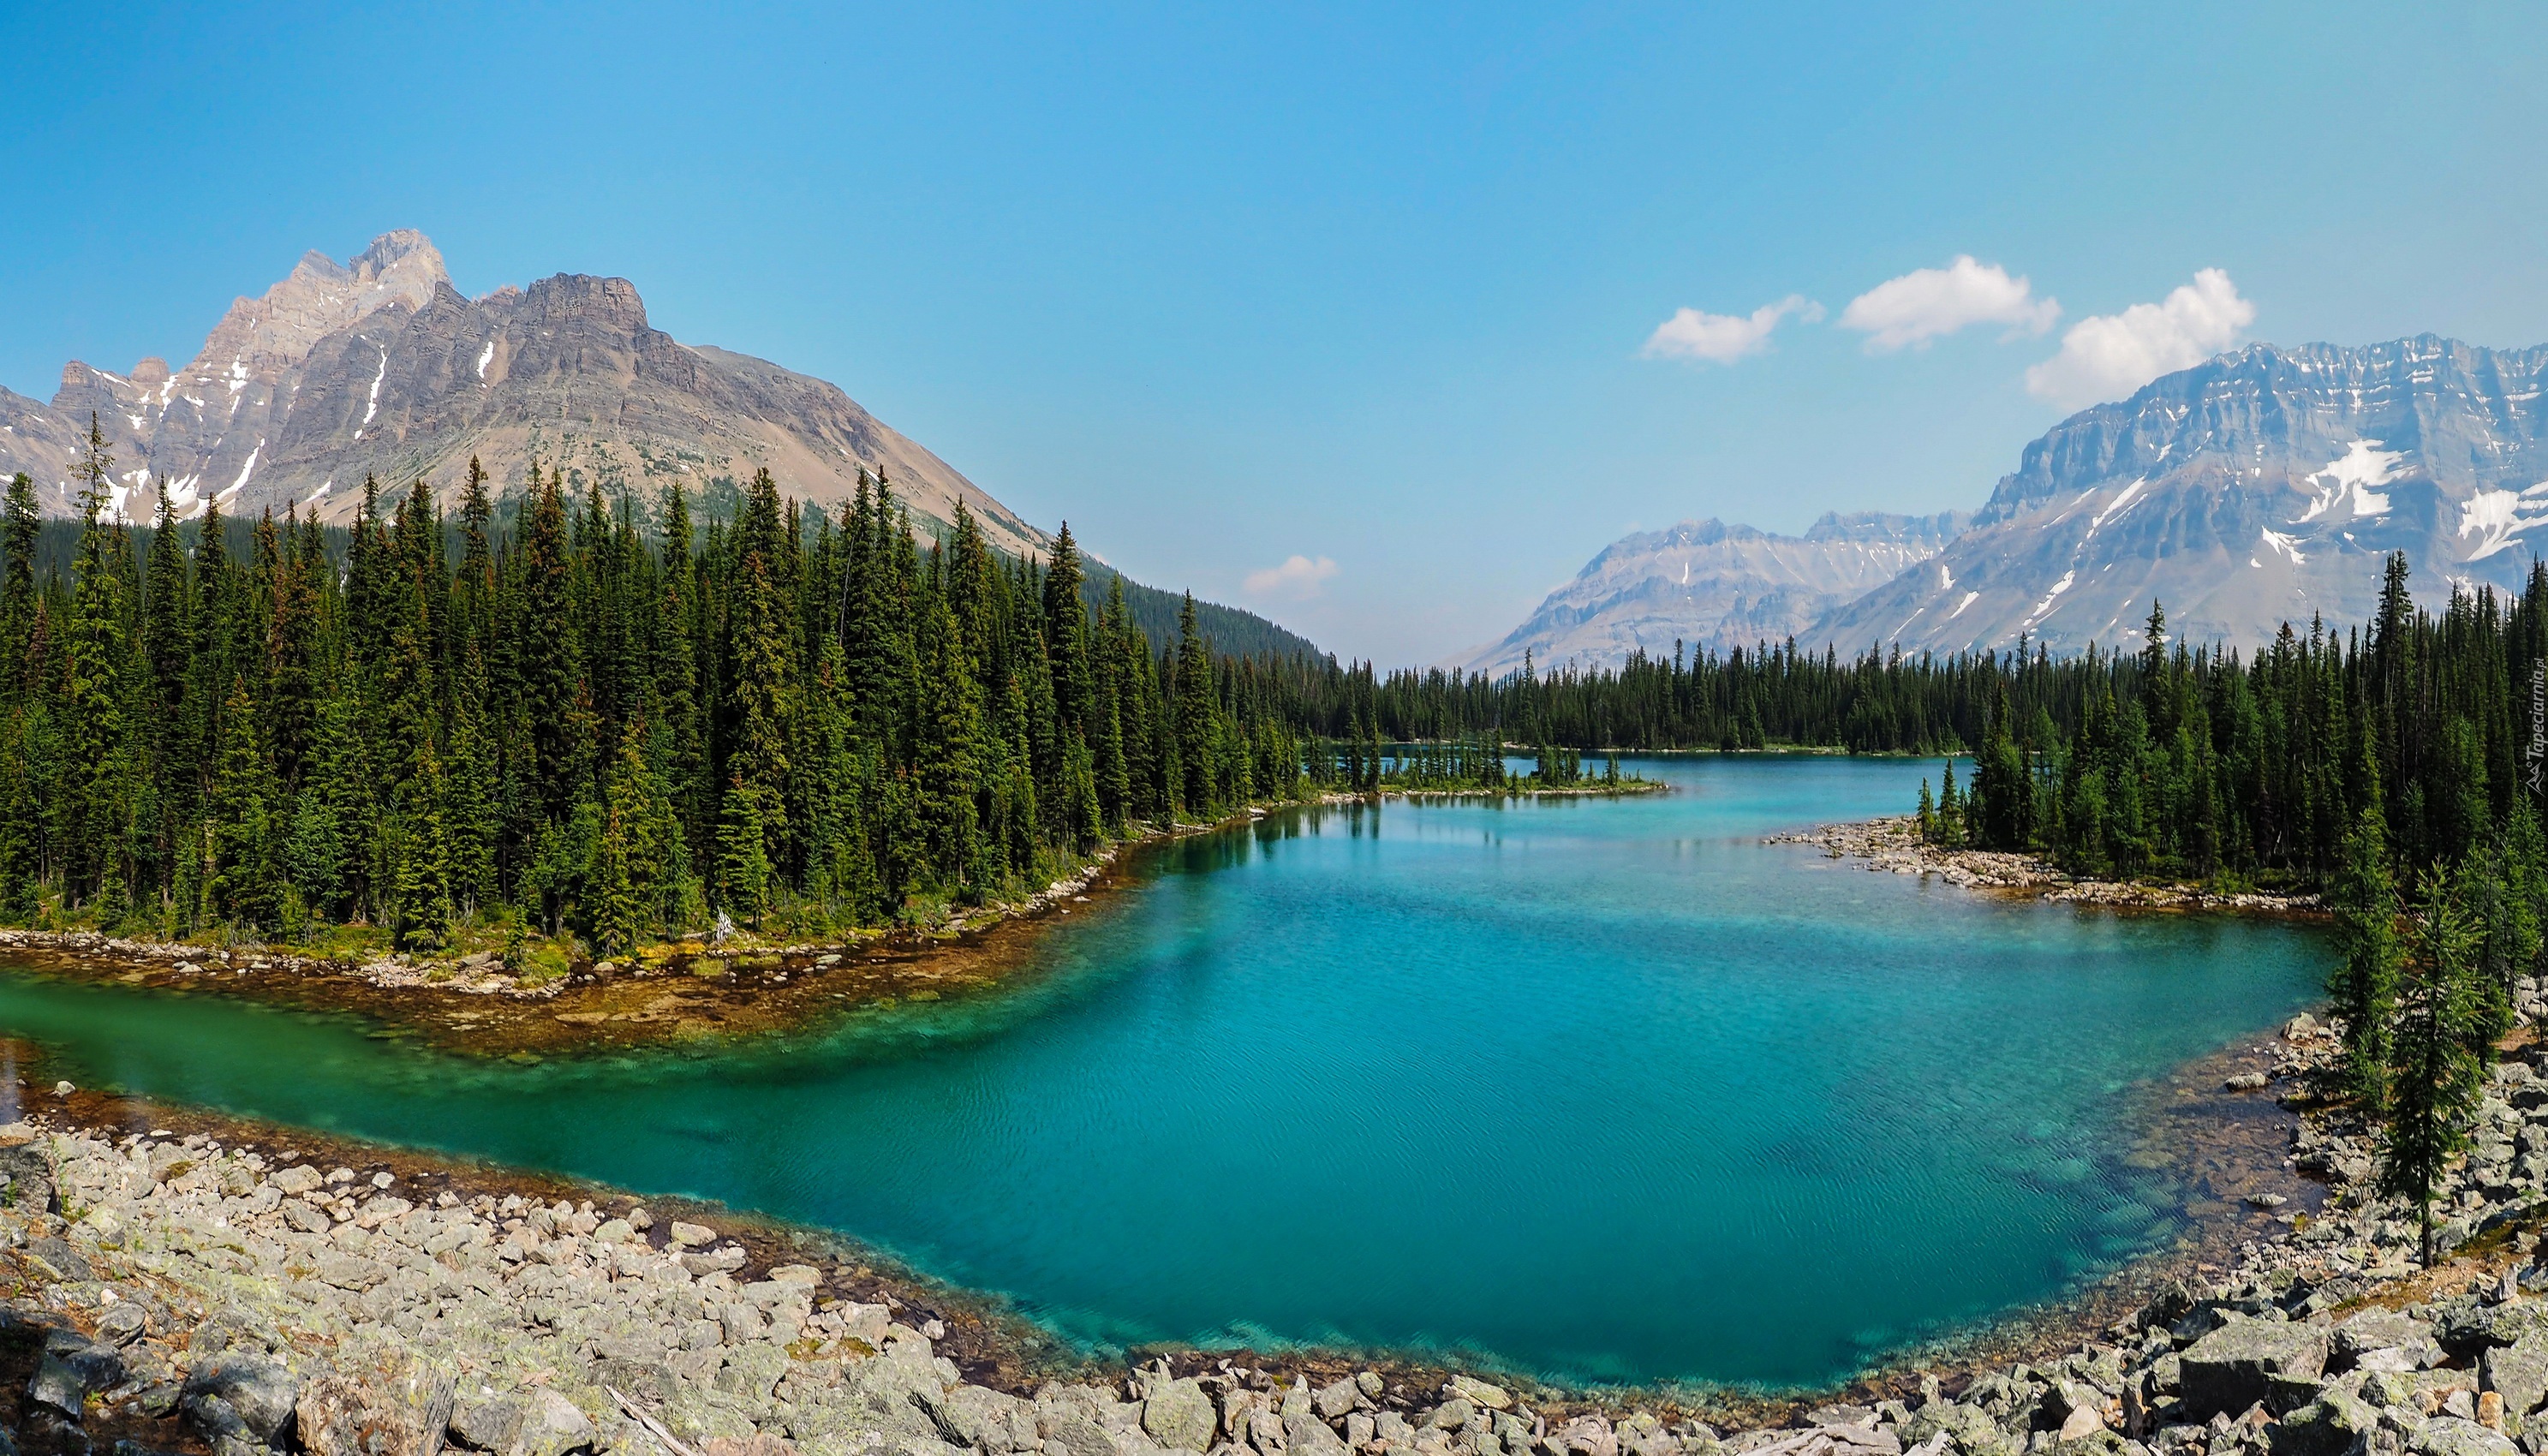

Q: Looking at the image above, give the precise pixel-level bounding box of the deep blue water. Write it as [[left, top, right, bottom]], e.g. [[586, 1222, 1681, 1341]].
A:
[[0, 756, 2324, 1387]]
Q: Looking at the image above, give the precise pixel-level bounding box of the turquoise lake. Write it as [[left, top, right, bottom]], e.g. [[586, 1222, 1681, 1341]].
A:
[[0, 755, 2324, 1387]]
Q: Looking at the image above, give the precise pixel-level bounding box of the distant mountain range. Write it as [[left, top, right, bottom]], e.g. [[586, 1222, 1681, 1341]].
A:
[[1477, 335, 2548, 669], [1455, 511, 1967, 674], [0, 230, 1045, 558], [1820, 336, 2548, 654]]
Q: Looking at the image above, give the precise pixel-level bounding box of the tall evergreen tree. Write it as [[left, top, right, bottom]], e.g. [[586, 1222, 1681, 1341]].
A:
[[2379, 869, 2488, 1267]]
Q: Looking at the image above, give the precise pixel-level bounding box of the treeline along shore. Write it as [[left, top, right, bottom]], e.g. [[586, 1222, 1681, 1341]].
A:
[[0, 421, 1652, 967]]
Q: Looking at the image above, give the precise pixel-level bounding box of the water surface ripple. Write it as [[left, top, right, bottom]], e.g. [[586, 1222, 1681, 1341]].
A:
[[0, 757, 2324, 1387]]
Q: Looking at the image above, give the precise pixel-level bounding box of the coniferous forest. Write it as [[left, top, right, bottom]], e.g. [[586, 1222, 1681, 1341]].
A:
[[3, 423, 1361, 958], [1911, 558, 2548, 895], [13, 415, 2548, 985]]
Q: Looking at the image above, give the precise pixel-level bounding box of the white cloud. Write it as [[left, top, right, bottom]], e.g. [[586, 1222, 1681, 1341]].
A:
[[1641, 295, 1822, 364], [1244, 554, 1340, 600], [1839, 255, 2060, 352], [2024, 268, 2255, 409]]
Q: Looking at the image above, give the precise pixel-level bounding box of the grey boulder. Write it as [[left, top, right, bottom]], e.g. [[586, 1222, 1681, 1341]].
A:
[[30, 1330, 126, 1416], [2334, 1310, 2442, 1369], [1143, 1378, 1218, 1452], [1285, 1409, 1353, 1456], [448, 1396, 525, 1453], [182, 1354, 303, 1447], [922, 1384, 1042, 1453], [21, 1235, 90, 1282], [509, 1390, 596, 1456], [2484, 1340, 2548, 1423], [94, 1301, 150, 1346], [2412, 1417, 2519, 1456], [2265, 1386, 2379, 1456], [2180, 1320, 2330, 1419]]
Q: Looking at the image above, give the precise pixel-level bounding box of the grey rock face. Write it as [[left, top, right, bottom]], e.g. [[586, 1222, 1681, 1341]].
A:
[[0, 1146, 58, 1214], [181, 1353, 302, 1446], [2483, 1340, 2548, 1421], [29, 1330, 124, 1414], [1460, 511, 1969, 673], [2178, 1320, 2330, 1419], [21, 1234, 90, 1281], [2263, 1384, 2378, 1456], [1817, 337, 2548, 656], [0, 230, 1047, 564]]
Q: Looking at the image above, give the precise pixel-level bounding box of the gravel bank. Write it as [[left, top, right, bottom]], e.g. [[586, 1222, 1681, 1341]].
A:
[[1766, 819, 2318, 914]]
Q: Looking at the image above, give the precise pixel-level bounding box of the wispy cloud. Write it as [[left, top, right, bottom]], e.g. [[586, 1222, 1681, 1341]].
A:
[[1244, 554, 1340, 600], [1839, 256, 2060, 352], [2024, 268, 2254, 409], [1641, 295, 1822, 364]]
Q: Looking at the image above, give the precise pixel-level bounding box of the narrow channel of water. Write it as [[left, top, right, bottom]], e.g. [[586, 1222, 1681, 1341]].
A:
[[0, 756, 2324, 1387]]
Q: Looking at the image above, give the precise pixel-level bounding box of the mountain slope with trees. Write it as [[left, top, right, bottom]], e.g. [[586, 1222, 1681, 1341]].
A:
[[0, 421, 1350, 952]]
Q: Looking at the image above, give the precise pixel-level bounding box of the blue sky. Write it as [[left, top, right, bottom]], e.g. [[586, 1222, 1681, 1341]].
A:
[[3, 3, 2542, 663]]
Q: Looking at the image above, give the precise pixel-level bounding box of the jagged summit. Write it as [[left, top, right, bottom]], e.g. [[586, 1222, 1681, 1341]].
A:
[[1813, 335, 2548, 654], [1, 230, 1046, 559], [1479, 333, 2548, 670]]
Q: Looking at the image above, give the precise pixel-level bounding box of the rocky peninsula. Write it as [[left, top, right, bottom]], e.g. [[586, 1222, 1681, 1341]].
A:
[[1768, 819, 2319, 915]]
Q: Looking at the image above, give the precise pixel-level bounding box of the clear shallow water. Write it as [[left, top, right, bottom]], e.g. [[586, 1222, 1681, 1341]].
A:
[[0, 757, 2323, 1387]]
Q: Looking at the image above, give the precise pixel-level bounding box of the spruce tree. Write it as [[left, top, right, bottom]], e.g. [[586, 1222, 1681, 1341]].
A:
[[717, 779, 773, 928], [63, 416, 131, 910], [2378, 869, 2487, 1267], [390, 738, 456, 953], [2329, 803, 2402, 1106], [0, 472, 35, 683], [1175, 594, 1215, 815], [590, 731, 648, 957], [206, 676, 276, 932]]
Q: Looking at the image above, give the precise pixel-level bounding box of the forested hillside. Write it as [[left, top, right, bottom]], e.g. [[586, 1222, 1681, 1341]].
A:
[[20, 397, 2546, 964], [1912, 560, 2545, 889], [0, 424, 1340, 952]]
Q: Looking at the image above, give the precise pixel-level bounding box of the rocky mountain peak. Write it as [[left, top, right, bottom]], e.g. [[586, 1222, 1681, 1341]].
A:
[[1813, 335, 2548, 654], [0, 231, 1048, 561], [519, 273, 650, 332]]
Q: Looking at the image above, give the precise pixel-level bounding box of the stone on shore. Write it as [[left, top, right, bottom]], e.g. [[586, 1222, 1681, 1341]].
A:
[[1143, 1377, 1218, 1451], [2179, 1320, 2330, 1418], [181, 1353, 303, 1447], [1449, 1375, 1513, 1410]]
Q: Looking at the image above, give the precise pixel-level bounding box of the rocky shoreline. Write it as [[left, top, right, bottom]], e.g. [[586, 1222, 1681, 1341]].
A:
[[0, 787, 1668, 1061], [0, 841, 1125, 1059], [9, 972, 2548, 1456], [1767, 819, 2320, 915]]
